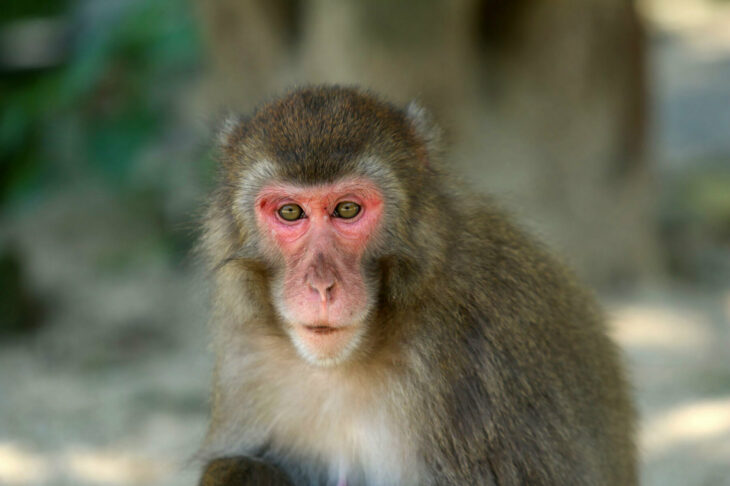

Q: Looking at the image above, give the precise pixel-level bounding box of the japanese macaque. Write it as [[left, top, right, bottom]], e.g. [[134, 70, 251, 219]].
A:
[[197, 86, 636, 485]]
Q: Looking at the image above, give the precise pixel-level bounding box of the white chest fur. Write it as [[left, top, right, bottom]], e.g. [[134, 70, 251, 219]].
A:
[[269, 368, 421, 485], [217, 349, 424, 486]]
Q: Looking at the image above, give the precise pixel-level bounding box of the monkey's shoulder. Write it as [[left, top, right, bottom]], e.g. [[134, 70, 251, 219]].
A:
[[445, 199, 586, 304]]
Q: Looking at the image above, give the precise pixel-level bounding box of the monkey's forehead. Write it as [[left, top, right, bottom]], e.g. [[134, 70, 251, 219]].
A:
[[242, 86, 421, 183]]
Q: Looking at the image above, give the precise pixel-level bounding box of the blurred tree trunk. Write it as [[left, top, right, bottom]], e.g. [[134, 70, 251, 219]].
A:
[[194, 0, 658, 286]]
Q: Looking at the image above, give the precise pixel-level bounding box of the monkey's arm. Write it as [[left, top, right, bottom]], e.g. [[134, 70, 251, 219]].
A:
[[200, 456, 295, 486]]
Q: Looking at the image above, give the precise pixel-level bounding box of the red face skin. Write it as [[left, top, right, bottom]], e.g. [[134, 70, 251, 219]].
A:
[[255, 178, 384, 364]]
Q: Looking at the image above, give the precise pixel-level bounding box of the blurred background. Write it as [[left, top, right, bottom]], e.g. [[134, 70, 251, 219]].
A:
[[0, 0, 728, 484]]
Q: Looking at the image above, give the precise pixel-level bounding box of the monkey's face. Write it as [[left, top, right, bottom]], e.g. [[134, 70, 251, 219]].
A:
[[254, 177, 385, 366]]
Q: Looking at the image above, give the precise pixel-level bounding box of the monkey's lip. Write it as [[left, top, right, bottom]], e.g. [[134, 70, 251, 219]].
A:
[[302, 324, 343, 335]]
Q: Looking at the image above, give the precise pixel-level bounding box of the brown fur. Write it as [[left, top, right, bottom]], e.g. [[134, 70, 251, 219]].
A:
[[201, 456, 294, 486], [198, 85, 636, 485]]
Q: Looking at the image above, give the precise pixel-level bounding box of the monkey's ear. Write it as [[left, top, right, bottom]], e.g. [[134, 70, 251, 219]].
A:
[[216, 113, 246, 149], [404, 101, 442, 157]]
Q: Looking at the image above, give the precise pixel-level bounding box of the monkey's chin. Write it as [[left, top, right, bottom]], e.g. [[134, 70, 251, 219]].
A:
[[288, 324, 363, 367]]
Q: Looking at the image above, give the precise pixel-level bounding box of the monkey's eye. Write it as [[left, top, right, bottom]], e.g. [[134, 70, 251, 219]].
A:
[[278, 204, 304, 221], [334, 201, 361, 219]]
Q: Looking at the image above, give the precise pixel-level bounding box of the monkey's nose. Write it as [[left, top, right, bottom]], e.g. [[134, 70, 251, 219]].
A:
[[307, 278, 335, 303]]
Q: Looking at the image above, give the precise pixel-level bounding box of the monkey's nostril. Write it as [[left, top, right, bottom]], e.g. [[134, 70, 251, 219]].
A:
[[308, 279, 335, 303]]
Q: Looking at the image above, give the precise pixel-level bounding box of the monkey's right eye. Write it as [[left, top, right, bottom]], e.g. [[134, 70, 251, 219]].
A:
[[278, 204, 304, 221]]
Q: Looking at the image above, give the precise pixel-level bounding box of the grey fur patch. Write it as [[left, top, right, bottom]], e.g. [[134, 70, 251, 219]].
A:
[[218, 113, 245, 148], [404, 101, 442, 154]]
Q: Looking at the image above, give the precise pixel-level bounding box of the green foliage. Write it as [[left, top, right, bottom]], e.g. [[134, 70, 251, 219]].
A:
[[2, 0, 67, 21], [0, 0, 202, 206]]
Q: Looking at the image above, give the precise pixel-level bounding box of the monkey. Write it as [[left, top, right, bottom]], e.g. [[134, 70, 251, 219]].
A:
[[197, 85, 636, 485]]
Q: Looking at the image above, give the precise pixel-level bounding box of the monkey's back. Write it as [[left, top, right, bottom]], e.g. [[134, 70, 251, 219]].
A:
[[406, 199, 637, 485]]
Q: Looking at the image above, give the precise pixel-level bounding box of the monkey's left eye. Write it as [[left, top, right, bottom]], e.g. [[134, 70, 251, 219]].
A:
[[278, 204, 304, 221], [334, 201, 361, 219]]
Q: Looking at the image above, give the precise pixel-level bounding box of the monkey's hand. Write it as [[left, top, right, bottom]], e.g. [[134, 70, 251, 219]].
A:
[[200, 456, 295, 486]]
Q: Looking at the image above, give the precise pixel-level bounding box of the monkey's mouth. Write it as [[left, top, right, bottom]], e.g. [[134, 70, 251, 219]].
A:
[[290, 322, 360, 365], [303, 325, 341, 335]]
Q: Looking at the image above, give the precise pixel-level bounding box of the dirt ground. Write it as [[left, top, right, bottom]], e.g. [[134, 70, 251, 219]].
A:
[[1, 1, 729, 485]]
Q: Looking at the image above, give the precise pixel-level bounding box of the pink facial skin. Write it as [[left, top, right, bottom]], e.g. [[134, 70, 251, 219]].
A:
[[254, 178, 384, 363]]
